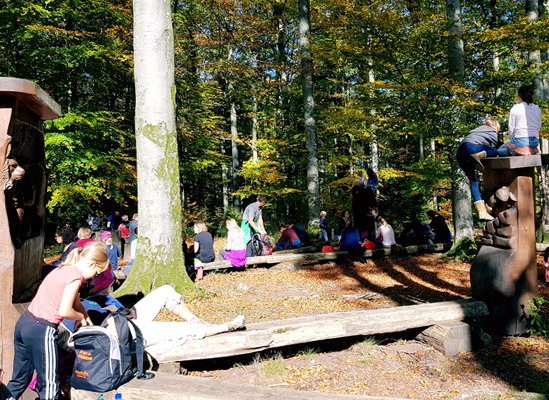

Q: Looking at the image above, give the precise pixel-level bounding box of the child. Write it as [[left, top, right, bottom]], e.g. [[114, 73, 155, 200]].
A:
[[6, 242, 110, 400], [365, 168, 379, 193], [193, 221, 215, 280], [276, 225, 301, 251], [101, 230, 121, 282], [356, 171, 366, 186], [319, 211, 328, 242], [218, 219, 247, 267]]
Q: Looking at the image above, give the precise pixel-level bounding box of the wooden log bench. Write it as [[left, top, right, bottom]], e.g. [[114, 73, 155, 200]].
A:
[[145, 298, 487, 364], [202, 242, 453, 271]]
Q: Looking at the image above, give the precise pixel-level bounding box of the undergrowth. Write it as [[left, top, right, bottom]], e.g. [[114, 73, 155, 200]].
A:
[[527, 297, 549, 338], [444, 237, 478, 262]]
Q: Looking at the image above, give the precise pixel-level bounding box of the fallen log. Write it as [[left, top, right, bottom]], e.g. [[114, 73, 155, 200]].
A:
[[203, 242, 453, 271], [145, 298, 487, 364]]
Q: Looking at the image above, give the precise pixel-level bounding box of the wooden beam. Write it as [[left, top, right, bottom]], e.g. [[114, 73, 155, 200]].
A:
[[203, 242, 453, 271], [145, 299, 488, 364]]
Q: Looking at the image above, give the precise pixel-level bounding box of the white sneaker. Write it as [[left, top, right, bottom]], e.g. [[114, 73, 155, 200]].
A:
[[227, 314, 246, 331]]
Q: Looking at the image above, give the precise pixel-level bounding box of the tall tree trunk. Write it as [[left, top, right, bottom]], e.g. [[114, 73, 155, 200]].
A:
[[527, 0, 549, 238], [230, 90, 241, 212], [299, 0, 320, 227], [221, 141, 229, 211], [227, 47, 241, 212], [120, 0, 193, 295], [369, 66, 379, 172], [447, 0, 473, 240], [252, 87, 258, 164]]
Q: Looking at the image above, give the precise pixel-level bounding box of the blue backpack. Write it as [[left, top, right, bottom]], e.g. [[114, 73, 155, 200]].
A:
[[70, 310, 154, 392]]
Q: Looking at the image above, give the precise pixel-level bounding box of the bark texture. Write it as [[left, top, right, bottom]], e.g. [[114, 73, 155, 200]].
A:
[[299, 0, 320, 227], [119, 0, 193, 295], [447, 0, 473, 240]]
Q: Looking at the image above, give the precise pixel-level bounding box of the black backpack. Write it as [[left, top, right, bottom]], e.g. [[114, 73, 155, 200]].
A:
[[247, 233, 272, 257], [70, 310, 154, 392]]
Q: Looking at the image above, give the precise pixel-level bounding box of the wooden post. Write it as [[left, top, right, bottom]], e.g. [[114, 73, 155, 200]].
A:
[[471, 155, 542, 336], [0, 77, 61, 380]]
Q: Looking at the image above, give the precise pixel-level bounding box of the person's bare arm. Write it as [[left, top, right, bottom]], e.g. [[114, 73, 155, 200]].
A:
[[194, 242, 200, 253], [73, 295, 92, 327], [59, 281, 90, 329], [257, 215, 266, 234], [247, 216, 260, 233]]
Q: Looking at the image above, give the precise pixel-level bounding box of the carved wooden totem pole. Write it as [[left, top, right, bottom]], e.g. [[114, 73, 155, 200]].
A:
[[471, 156, 542, 336], [0, 77, 61, 380]]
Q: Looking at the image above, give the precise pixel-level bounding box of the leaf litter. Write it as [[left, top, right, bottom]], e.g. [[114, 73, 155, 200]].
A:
[[157, 249, 549, 400]]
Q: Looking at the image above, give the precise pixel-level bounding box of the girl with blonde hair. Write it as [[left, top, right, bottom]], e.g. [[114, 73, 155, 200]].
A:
[[75, 227, 95, 248], [218, 219, 247, 267], [7, 242, 110, 400]]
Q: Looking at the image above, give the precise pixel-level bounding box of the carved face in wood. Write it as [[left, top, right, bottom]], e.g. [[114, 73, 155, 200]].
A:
[[7, 158, 25, 182]]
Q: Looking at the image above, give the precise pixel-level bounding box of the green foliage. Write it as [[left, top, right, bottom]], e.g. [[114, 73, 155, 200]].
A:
[[43, 243, 63, 258], [526, 297, 549, 338], [444, 238, 478, 262]]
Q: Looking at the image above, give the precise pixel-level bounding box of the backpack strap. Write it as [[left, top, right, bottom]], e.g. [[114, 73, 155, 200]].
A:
[[127, 318, 154, 380]]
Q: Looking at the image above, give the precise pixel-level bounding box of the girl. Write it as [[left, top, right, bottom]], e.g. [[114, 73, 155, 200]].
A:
[[456, 117, 500, 221], [193, 221, 215, 280], [7, 242, 110, 400], [98, 230, 120, 290], [128, 285, 246, 348], [498, 85, 541, 157], [376, 216, 396, 249], [75, 227, 95, 248], [218, 219, 247, 267]]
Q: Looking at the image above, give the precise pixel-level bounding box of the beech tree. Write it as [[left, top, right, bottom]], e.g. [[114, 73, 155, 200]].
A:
[[447, 0, 474, 240], [299, 0, 321, 227], [118, 0, 193, 295]]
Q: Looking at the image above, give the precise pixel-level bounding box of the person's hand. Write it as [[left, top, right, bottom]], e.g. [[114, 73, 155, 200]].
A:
[[74, 316, 93, 330], [188, 315, 200, 324]]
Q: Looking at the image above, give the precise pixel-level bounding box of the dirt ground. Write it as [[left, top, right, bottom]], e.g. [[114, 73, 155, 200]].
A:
[[162, 246, 549, 400]]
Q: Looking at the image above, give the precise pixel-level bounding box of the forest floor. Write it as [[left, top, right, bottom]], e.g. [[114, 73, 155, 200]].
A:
[[158, 238, 549, 400], [45, 240, 549, 399]]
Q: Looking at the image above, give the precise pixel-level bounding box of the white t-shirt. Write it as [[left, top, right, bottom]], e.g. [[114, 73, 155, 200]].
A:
[[227, 230, 246, 251], [508, 102, 541, 140], [376, 225, 396, 248]]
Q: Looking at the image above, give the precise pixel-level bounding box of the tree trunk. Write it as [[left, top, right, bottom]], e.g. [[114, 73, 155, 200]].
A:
[[221, 141, 229, 211], [227, 47, 241, 212], [447, 0, 473, 240], [526, 0, 549, 239], [230, 91, 241, 212], [369, 67, 379, 172], [120, 0, 193, 295], [299, 0, 320, 227], [252, 87, 258, 164]]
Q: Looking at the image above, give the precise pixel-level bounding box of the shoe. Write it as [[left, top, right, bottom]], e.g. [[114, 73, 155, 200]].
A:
[[475, 200, 494, 222], [227, 314, 246, 331], [470, 151, 487, 172]]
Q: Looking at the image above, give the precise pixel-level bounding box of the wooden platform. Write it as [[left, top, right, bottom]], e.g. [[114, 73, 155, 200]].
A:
[[145, 298, 488, 364]]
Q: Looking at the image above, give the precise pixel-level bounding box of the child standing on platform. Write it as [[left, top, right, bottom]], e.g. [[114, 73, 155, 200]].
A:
[[6, 242, 110, 400]]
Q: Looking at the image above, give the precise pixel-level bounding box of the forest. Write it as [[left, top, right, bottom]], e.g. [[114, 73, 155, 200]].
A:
[[1, 0, 549, 239]]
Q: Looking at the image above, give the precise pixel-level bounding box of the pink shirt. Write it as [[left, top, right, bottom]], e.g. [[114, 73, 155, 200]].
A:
[[28, 266, 84, 324], [76, 238, 96, 248], [94, 268, 114, 293]]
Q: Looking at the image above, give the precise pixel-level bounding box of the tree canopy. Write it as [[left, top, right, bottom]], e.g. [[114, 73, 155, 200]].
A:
[[1, 0, 548, 236]]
